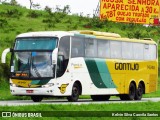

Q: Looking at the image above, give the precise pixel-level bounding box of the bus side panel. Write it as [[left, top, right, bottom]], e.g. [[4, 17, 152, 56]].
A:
[[106, 60, 158, 94], [59, 58, 158, 96], [68, 58, 119, 95]]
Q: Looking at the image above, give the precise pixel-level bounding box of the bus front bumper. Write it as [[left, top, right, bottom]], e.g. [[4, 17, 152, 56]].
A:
[[10, 86, 55, 96]]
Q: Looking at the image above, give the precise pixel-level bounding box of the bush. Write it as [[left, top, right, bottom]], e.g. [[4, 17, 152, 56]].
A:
[[42, 18, 56, 28], [133, 30, 142, 39], [85, 17, 107, 28], [27, 11, 41, 18], [0, 19, 8, 28], [44, 6, 52, 15], [0, 63, 10, 79], [6, 9, 22, 18]]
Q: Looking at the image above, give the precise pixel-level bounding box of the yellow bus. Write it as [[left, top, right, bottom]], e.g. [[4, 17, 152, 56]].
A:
[[1, 30, 158, 102]]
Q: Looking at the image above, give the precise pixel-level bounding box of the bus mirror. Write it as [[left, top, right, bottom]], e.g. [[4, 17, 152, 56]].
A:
[[10, 48, 13, 52], [1, 48, 11, 63], [52, 48, 58, 64]]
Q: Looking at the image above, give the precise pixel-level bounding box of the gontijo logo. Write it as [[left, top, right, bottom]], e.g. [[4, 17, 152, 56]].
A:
[[71, 63, 83, 69], [115, 63, 139, 70]]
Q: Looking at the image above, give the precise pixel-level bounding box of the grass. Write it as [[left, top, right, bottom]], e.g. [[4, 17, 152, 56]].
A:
[[0, 102, 160, 119], [0, 101, 160, 111], [0, 80, 30, 100]]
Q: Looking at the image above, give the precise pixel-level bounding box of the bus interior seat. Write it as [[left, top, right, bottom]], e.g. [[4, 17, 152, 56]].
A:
[[85, 49, 94, 57]]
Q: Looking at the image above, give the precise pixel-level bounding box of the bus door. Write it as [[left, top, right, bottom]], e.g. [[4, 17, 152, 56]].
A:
[[56, 36, 70, 78]]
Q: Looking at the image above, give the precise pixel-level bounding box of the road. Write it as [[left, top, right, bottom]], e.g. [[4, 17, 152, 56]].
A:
[[0, 98, 160, 106]]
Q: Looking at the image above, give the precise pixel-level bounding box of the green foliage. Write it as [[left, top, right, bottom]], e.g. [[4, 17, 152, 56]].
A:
[[7, 8, 22, 18], [44, 6, 52, 15], [133, 30, 142, 39], [10, 0, 18, 6], [0, 63, 9, 79], [27, 10, 41, 18], [0, 18, 8, 28], [84, 16, 106, 28]]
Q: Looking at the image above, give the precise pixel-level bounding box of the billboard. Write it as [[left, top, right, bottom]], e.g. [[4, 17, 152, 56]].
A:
[[100, 0, 160, 25]]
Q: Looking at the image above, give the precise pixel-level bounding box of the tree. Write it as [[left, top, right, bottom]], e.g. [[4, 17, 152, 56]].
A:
[[10, 0, 18, 6], [32, 3, 40, 9], [29, 0, 33, 9], [0, 0, 7, 3], [29, 0, 41, 9], [45, 6, 52, 14], [63, 5, 71, 14]]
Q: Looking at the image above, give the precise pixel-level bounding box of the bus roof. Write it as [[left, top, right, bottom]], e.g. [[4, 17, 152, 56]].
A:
[[78, 30, 121, 38], [96, 36, 157, 44], [75, 30, 156, 45], [16, 31, 74, 38], [16, 30, 157, 45]]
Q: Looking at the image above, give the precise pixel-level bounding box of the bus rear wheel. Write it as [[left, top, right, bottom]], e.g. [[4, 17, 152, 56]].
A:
[[31, 96, 43, 102], [120, 83, 136, 100], [135, 83, 144, 100], [91, 95, 110, 101], [67, 83, 80, 102]]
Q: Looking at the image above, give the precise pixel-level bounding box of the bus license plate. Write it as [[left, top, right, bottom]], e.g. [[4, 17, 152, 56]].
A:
[[26, 90, 34, 93]]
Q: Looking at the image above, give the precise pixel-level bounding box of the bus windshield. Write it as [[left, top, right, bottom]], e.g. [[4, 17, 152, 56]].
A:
[[14, 37, 57, 50], [11, 37, 58, 79]]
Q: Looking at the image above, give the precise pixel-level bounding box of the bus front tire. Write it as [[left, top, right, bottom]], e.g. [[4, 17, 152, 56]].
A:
[[67, 83, 80, 102], [31, 96, 43, 102], [91, 95, 110, 101], [135, 83, 144, 100]]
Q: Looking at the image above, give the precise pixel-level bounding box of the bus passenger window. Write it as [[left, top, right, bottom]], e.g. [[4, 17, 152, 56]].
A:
[[122, 42, 133, 60], [133, 43, 144, 60], [144, 44, 156, 60], [71, 37, 85, 58], [110, 41, 122, 59], [97, 40, 110, 58], [85, 39, 97, 58]]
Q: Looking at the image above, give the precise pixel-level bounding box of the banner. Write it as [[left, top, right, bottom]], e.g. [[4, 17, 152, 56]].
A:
[[1, 111, 160, 117], [100, 0, 160, 24]]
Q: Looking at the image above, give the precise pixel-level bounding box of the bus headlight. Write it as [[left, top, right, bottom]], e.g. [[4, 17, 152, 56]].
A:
[[42, 83, 54, 88], [10, 83, 17, 87]]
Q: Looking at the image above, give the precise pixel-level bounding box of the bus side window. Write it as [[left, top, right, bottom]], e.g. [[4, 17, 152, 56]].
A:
[[133, 43, 144, 60], [122, 42, 133, 60], [110, 41, 122, 59], [97, 39, 110, 58], [71, 36, 85, 58], [85, 38, 97, 58], [144, 44, 157, 60]]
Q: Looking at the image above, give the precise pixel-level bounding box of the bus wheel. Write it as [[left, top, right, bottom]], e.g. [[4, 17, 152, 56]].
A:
[[135, 83, 144, 100], [128, 83, 136, 100], [31, 96, 43, 102], [67, 83, 80, 102], [119, 83, 136, 100], [91, 95, 110, 101]]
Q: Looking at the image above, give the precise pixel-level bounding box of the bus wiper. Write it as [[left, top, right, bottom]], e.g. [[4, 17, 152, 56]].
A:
[[32, 64, 41, 77]]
